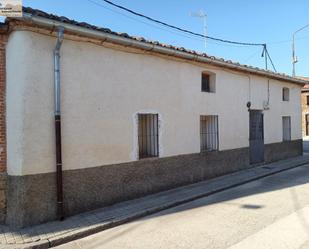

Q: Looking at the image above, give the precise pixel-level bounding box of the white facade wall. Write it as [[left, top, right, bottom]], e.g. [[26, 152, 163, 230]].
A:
[[6, 31, 302, 176]]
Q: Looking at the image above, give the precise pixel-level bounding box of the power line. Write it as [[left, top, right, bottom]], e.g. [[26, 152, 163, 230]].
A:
[[90, 0, 309, 48], [261, 44, 277, 72], [88, 0, 252, 48], [88, 0, 277, 71], [265, 48, 277, 72], [87, 0, 263, 49], [100, 0, 265, 47], [268, 35, 309, 45], [243, 49, 262, 63], [86, 0, 205, 42]]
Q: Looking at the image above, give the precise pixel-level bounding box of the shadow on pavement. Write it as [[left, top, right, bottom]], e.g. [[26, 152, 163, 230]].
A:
[[4, 157, 309, 247], [79, 163, 309, 248]]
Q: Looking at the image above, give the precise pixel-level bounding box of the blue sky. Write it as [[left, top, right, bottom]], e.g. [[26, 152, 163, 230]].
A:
[[10, 0, 309, 76]]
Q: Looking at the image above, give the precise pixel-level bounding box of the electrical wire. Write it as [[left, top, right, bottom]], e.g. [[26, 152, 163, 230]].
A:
[[86, 0, 206, 43], [100, 0, 265, 47], [268, 35, 309, 45], [87, 0, 263, 50], [87, 0, 278, 71], [90, 0, 309, 48], [265, 49, 277, 72], [87, 0, 250, 49], [243, 49, 262, 63]]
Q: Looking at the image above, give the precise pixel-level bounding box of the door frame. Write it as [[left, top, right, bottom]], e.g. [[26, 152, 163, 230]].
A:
[[306, 114, 309, 136], [249, 110, 265, 164]]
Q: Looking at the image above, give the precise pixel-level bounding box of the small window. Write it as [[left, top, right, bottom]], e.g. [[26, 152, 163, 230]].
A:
[[282, 116, 291, 141], [200, 115, 219, 151], [201, 74, 210, 92], [282, 87, 289, 101], [307, 95, 309, 105], [138, 114, 159, 159], [201, 73, 215, 93]]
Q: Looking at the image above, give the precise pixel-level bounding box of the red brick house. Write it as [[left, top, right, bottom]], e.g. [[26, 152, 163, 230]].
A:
[[0, 26, 7, 224], [301, 78, 309, 137]]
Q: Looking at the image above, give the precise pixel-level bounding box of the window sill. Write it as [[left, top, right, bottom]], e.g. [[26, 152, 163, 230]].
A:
[[138, 156, 159, 161], [201, 91, 216, 94], [200, 150, 219, 155]]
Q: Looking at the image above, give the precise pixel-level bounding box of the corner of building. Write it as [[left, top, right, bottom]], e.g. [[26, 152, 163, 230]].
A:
[[0, 27, 8, 225]]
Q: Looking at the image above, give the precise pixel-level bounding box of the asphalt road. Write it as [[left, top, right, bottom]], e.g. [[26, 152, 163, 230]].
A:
[[56, 163, 309, 249]]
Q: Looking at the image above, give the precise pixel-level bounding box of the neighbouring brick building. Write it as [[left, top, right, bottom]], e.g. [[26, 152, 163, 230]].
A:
[[0, 7, 306, 228], [301, 78, 309, 137], [0, 25, 7, 224]]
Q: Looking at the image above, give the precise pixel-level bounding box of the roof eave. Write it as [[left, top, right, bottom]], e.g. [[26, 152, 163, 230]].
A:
[[10, 12, 307, 86]]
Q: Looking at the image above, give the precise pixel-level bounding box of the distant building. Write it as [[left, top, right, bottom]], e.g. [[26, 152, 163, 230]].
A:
[[300, 77, 309, 137], [0, 7, 306, 228]]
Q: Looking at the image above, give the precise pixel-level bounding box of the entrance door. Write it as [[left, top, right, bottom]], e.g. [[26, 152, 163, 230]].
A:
[[306, 114, 309, 136], [249, 110, 264, 164]]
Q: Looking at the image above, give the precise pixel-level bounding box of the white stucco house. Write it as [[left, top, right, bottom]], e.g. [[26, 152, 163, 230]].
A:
[[0, 7, 306, 227]]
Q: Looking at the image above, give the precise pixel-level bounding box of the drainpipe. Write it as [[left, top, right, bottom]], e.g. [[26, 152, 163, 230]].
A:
[[54, 26, 65, 221]]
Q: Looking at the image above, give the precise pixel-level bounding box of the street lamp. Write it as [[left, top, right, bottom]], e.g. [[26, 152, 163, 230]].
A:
[[189, 10, 207, 49], [292, 23, 309, 77]]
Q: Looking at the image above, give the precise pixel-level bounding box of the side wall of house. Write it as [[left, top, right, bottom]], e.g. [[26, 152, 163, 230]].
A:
[[6, 30, 303, 227]]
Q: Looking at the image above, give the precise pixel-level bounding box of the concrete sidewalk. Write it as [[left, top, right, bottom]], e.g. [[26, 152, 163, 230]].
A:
[[2, 155, 309, 249]]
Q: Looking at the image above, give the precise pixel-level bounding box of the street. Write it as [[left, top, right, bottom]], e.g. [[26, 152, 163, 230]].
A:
[[56, 162, 309, 249]]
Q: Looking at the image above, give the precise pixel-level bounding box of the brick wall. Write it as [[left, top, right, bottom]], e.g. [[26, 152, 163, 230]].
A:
[[301, 91, 309, 137], [0, 33, 7, 224]]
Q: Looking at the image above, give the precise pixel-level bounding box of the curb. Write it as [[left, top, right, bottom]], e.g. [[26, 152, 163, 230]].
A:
[[9, 158, 309, 249]]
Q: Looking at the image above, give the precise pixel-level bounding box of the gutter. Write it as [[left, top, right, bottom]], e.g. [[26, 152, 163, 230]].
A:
[[54, 26, 65, 221], [19, 13, 306, 86]]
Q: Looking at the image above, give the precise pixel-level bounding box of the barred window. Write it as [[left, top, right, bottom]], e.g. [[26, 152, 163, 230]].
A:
[[201, 74, 210, 92], [282, 87, 289, 101], [138, 114, 159, 159], [200, 115, 219, 152], [282, 116, 291, 141], [201, 72, 216, 93]]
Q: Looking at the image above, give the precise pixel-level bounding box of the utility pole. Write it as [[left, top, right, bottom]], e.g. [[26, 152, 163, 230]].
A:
[[189, 10, 207, 49], [261, 44, 268, 70], [292, 23, 309, 77]]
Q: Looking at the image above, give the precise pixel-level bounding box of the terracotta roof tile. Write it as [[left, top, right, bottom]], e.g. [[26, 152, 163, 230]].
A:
[[7, 7, 306, 86]]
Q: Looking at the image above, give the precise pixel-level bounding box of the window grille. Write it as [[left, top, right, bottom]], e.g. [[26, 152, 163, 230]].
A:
[[282, 87, 289, 101], [282, 116, 291, 141], [200, 115, 219, 151], [201, 74, 210, 92], [138, 114, 159, 159], [201, 72, 216, 93]]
